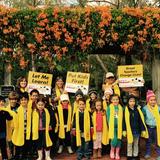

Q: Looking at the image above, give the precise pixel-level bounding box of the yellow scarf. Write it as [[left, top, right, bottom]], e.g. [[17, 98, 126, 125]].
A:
[[92, 111, 109, 145], [76, 109, 91, 146], [108, 104, 123, 140], [86, 99, 91, 112], [113, 84, 120, 96], [12, 103, 32, 146], [72, 101, 78, 124], [125, 106, 148, 144], [55, 112, 59, 133], [147, 104, 160, 146], [103, 100, 109, 111], [58, 104, 72, 139], [32, 108, 52, 147], [104, 83, 120, 96], [55, 85, 62, 105]]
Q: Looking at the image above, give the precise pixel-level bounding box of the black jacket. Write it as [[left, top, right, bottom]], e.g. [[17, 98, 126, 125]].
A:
[[46, 105, 58, 130], [123, 105, 145, 136], [72, 110, 93, 132], [0, 110, 13, 135]]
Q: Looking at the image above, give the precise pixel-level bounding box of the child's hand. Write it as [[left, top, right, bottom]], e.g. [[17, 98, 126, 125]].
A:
[[72, 129, 76, 136], [122, 131, 127, 137], [90, 127, 94, 137], [141, 131, 146, 137]]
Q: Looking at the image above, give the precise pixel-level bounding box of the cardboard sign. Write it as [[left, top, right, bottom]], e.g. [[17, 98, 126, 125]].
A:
[[118, 65, 144, 87], [65, 71, 90, 95], [0, 85, 15, 98], [28, 71, 53, 95]]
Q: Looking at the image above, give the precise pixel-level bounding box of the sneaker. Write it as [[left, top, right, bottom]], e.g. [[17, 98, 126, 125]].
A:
[[57, 145, 63, 154], [67, 146, 74, 154], [144, 154, 151, 159]]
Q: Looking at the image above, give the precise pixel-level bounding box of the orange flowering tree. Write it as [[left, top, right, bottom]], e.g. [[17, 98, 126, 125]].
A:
[[0, 6, 160, 74]]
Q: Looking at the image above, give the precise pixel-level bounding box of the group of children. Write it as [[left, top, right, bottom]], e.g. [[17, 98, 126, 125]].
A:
[[0, 75, 160, 160]]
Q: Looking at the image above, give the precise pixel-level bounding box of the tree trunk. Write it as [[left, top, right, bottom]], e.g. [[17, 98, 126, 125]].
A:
[[4, 64, 11, 85], [31, 54, 36, 71], [125, 54, 132, 65], [152, 52, 160, 105], [95, 54, 108, 73]]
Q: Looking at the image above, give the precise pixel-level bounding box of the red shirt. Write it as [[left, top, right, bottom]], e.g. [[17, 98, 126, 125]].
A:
[[96, 112, 103, 132]]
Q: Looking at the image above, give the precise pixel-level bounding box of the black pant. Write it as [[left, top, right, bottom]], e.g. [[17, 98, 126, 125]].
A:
[[0, 138, 8, 159], [15, 140, 31, 159], [8, 141, 15, 157], [59, 131, 71, 147], [49, 130, 58, 155]]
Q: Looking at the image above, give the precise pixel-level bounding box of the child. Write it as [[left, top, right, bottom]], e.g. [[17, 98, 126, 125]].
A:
[[72, 98, 93, 160], [102, 72, 120, 96], [123, 95, 148, 160], [32, 96, 52, 160], [7, 91, 19, 159], [29, 89, 40, 157], [86, 88, 97, 113], [142, 90, 160, 160], [71, 89, 84, 152], [107, 94, 123, 160], [30, 89, 39, 109], [103, 88, 113, 110], [57, 93, 73, 154], [72, 89, 84, 122], [45, 95, 59, 157], [92, 98, 109, 159], [12, 92, 33, 159], [0, 95, 13, 160]]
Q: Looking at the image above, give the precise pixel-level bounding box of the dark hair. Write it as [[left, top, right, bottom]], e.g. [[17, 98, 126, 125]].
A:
[[19, 92, 29, 100], [127, 94, 137, 106], [30, 89, 39, 96], [0, 95, 5, 102], [37, 95, 46, 106], [110, 94, 123, 106], [78, 97, 86, 104], [16, 76, 28, 88], [43, 95, 50, 106]]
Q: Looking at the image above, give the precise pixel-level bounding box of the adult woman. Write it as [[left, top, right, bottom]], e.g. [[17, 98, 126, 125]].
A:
[[52, 76, 65, 107], [15, 76, 28, 97]]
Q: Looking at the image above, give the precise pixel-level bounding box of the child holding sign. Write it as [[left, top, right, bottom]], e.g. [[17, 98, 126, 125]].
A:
[[142, 90, 160, 160], [107, 94, 123, 160]]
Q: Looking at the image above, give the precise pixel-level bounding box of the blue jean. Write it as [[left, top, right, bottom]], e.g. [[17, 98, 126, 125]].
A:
[[146, 126, 160, 156], [77, 137, 90, 160]]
